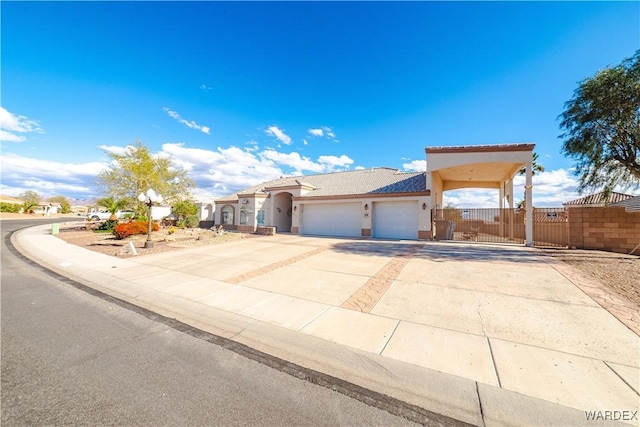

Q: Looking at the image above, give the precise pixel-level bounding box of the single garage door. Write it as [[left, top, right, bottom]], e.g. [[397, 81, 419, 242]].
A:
[[373, 201, 418, 240], [301, 203, 362, 237]]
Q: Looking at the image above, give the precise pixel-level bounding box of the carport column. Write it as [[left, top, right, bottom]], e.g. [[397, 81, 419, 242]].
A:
[[525, 161, 533, 247], [507, 178, 515, 241]]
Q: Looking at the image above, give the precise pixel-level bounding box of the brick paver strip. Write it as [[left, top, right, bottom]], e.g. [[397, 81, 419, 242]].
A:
[[225, 246, 328, 284], [341, 244, 425, 313]]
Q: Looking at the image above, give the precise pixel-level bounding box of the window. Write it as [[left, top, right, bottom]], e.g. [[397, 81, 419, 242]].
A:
[[221, 205, 234, 225], [239, 207, 250, 225]]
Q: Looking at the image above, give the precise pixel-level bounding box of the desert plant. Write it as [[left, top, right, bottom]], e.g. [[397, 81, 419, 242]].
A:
[[96, 219, 118, 232], [184, 215, 200, 228], [0, 202, 21, 213], [113, 220, 159, 240], [97, 197, 130, 221]]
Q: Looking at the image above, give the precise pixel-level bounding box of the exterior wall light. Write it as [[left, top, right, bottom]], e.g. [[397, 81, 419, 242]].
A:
[[422, 203, 427, 210], [364, 204, 368, 211]]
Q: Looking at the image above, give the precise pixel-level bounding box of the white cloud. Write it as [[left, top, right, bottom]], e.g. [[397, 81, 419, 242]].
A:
[[0, 153, 107, 199], [0, 130, 25, 143], [163, 107, 211, 135], [261, 150, 324, 173], [303, 139, 308, 145], [245, 140, 259, 152], [161, 143, 284, 195], [402, 160, 427, 172], [323, 126, 336, 139], [98, 145, 129, 156], [317, 154, 353, 168], [0, 107, 44, 142], [200, 84, 212, 91], [265, 126, 292, 145], [308, 126, 336, 140]]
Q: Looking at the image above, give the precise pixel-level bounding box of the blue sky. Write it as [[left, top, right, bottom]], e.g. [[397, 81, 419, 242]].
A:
[[1, 1, 638, 206]]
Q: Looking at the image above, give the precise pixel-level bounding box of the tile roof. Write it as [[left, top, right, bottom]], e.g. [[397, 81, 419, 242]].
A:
[[611, 195, 640, 212], [563, 192, 635, 206], [425, 143, 534, 154], [216, 168, 427, 202]]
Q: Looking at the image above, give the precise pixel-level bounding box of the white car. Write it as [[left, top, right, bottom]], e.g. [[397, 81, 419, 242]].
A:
[[86, 210, 134, 221]]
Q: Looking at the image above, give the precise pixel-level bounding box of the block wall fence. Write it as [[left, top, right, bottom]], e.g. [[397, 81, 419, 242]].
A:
[[568, 207, 640, 255]]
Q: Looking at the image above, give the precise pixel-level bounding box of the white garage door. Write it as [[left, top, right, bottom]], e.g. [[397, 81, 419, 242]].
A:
[[301, 203, 362, 237], [373, 201, 418, 240]]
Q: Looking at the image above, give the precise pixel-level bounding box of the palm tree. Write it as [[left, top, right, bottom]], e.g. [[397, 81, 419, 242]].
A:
[[518, 152, 545, 176], [97, 197, 130, 221]]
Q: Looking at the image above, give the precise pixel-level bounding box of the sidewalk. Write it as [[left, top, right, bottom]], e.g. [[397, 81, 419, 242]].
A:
[[12, 224, 640, 426]]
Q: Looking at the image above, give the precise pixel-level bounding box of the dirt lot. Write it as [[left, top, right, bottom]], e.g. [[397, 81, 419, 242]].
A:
[[541, 248, 640, 307]]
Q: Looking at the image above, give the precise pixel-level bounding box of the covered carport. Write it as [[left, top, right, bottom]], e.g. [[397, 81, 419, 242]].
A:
[[426, 143, 535, 246]]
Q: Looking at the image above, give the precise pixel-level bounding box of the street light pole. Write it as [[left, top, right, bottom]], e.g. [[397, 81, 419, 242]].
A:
[[137, 188, 163, 249]]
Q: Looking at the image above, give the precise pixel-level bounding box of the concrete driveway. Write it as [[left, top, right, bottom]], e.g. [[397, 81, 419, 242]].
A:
[[14, 227, 640, 426]]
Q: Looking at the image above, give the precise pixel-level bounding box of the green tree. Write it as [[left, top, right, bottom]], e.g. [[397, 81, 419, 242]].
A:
[[172, 200, 198, 227], [559, 50, 640, 194], [19, 190, 40, 213], [517, 152, 545, 176], [97, 197, 130, 221], [97, 141, 195, 210], [47, 195, 72, 214]]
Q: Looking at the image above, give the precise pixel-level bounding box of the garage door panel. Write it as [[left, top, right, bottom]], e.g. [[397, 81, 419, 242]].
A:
[[302, 203, 361, 237], [373, 201, 418, 240]]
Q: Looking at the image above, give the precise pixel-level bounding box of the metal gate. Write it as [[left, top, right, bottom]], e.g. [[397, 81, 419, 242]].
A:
[[433, 208, 568, 247]]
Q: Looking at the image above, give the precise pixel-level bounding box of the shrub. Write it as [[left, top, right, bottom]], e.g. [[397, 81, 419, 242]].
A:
[[0, 202, 21, 213], [113, 220, 159, 240], [184, 215, 200, 228], [96, 219, 118, 232]]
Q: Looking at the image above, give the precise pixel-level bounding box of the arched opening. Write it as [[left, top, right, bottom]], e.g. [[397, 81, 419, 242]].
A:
[[273, 192, 293, 232]]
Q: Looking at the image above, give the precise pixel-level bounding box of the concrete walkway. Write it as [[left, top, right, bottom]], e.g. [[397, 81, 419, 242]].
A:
[[12, 225, 640, 426]]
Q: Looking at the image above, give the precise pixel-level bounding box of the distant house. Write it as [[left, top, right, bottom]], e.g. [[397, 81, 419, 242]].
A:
[[611, 195, 640, 212], [195, 197, 216, 222], [562, 192, 635, 209], [34, 202, 61, 216]]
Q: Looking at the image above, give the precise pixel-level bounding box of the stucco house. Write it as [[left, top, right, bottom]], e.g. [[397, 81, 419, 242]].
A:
[[215, 167, 430, 239], [215, 143, 535, 244]]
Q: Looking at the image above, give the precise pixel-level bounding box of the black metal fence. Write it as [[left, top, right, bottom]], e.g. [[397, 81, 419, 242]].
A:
[[433, 208, 567, 247]]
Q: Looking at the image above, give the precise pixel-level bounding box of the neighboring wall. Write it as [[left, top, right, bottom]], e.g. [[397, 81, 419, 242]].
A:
[[568, 207, 640, 255]]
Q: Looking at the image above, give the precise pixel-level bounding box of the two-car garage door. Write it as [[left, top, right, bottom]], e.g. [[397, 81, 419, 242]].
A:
[[301, 201, 418, 240], [301, 203, 362, 237]]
